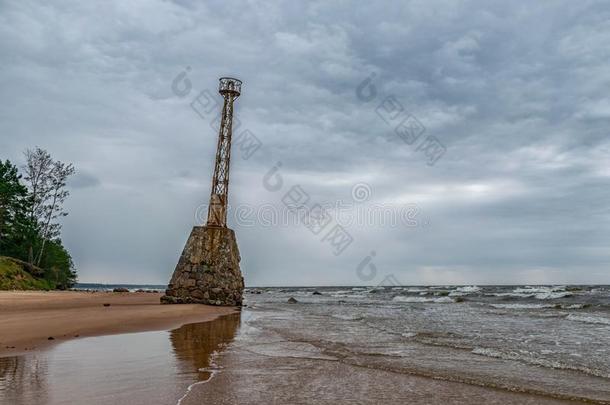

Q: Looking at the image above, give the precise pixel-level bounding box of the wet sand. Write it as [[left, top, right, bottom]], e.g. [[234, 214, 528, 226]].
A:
[[185, 346, 581, 405], [0, 291, 236, 356], [2, 308, 582, 405], [0, 313, 242, 405], [180, 309, 597, 405]]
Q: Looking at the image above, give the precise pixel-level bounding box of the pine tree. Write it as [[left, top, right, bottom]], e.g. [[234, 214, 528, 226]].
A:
[[0, 160, 29, 256]]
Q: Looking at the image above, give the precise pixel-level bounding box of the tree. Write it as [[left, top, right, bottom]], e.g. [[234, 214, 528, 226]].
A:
[[35, 160, 75, 266], [1, 152, 78, 290], [0, 160, 29, 255], [39, 239, 77, 289], [22, 148, 75, 266]]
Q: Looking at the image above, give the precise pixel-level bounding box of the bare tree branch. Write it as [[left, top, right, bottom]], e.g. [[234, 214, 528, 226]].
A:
[[22, 147, 75, 265]]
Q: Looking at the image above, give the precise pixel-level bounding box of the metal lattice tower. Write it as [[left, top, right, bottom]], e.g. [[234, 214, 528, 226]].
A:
[[206, 77, 242, 227]]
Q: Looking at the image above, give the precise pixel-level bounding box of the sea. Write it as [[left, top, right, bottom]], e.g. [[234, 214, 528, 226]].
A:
[[2, 284, 609, 404], [73, 283, 167, 292]]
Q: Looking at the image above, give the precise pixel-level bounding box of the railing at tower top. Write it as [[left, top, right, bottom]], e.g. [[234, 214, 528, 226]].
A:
[[219, 77, 242, 96]]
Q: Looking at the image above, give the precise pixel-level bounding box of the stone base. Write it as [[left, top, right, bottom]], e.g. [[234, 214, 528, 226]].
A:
[[161, 226, 244, 306]]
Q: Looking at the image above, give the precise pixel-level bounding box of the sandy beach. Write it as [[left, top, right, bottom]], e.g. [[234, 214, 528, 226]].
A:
[[0, 291, 236, 356], [1, 286, 609, 404]]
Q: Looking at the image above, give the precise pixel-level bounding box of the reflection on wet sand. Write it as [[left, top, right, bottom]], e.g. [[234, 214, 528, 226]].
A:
[[170, 313, 241, 380], [0, 313, 241, 405]]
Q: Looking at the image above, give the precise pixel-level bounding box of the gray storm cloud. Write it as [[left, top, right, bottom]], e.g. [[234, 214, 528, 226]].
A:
[[1, 0, 608, 285]]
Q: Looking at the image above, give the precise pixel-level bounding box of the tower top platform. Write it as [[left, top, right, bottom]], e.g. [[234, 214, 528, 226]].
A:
[[219, 77, 241, 96]]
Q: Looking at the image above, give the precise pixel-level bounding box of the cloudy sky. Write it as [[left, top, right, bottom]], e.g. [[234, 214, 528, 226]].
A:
[[1, 1, 609, 285]]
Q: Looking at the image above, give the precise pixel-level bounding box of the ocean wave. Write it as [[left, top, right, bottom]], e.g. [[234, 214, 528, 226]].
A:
[[471, 347, 610, 379], [488, 286, 574, 300], [534, 291, 573, 300], [566, 314, 610, 325], [490, 303, 589, 310], [405, 287, 428, 293], [449, 285, 481, 296], [331, 314, 364, 321], [514, 286, 566, 294], [456, 285, 481, 293], [246, 341, 338, 361], [487, 292, 534, 298], [490, 303, 556, 309], [331, 293, 367, 299], [511, 286, 573, 300], [392, 296, 454, 303], [331, 290, 351, 295]]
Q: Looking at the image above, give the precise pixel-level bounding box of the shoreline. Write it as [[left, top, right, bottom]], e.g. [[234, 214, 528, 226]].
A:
[[0, 291, 237, 357], [180, 305, 598, 405]]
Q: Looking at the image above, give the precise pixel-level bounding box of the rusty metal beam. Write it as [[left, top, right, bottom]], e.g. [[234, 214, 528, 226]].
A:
[[206, 77, 241, 227]]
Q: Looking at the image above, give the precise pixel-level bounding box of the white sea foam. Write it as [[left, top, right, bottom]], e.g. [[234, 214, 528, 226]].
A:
[[392, 296, 454, 303], [176, 349, 224, 405]]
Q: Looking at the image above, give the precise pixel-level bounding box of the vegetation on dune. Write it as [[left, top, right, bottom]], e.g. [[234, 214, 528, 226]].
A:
[[0, 256, 54, 290], [0, 148, 77, 290]]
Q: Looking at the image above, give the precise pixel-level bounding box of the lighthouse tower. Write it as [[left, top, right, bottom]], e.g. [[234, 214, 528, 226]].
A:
[[161, 77, 245, 306]]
